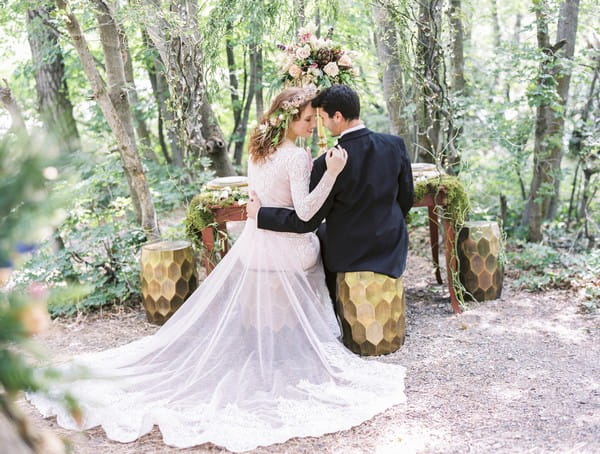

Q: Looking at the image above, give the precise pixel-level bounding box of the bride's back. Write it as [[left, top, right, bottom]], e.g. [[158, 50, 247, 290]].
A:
[[248, 146, 302, 209]]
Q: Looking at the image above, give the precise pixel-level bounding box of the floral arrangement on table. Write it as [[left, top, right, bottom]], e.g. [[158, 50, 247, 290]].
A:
[[184, 186, 248, 251], [277, 24, 359, 89]]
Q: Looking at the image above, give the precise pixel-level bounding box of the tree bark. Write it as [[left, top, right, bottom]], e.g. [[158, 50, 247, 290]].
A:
[[0, 80, 27, 134], [546, 0, 580, 218], [54, 0, 160, 240], [522, 0, 580, 241], [449, 0, 466, 94], [233, 43, 258, 166], [141, 0, 234, 176], [26, 4, 80, 154], [415, 0, 444, 164], [373, 4, 405, 137], [119, 27, 156, 163]]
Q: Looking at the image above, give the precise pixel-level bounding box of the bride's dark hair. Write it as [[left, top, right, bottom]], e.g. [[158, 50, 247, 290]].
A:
[[248, 87, 315, 163]]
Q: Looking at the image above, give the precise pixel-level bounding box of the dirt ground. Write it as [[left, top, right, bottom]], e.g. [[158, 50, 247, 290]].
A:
[[18, 250, 600, 454]]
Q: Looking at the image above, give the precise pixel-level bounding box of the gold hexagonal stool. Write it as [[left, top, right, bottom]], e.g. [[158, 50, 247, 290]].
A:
[[457, 221, 504, 301], [336, 271, 405, 356], [140, 240, 198, 324]]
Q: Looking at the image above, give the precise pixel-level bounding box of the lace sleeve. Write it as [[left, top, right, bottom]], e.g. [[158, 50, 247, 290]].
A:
[[286, 148, 337, 221]]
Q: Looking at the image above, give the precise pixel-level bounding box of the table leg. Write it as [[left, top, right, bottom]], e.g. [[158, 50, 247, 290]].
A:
[[217, 223, 229, 255], [442, 218, 461, 314], [428, 205, 443, 284], [201, 227, 216, 274]]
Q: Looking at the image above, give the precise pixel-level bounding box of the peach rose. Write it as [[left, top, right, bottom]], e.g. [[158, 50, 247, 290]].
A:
[[338, 53, 352, 67], [323, 62, 339, 77], [288, 64, 303, 79]]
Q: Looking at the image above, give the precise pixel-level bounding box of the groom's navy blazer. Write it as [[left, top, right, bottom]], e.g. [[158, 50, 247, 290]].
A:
[[257, 128, 414, 279]]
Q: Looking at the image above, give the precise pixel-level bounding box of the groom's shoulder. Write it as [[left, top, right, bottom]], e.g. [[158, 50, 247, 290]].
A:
[[370, 131, 406, 149]]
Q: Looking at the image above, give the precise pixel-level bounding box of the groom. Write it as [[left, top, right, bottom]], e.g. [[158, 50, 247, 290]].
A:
[[247, 84, 414, 302]]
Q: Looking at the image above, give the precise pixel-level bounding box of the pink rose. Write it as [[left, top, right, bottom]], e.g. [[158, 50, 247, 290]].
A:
[[295, 45, 311, 60]]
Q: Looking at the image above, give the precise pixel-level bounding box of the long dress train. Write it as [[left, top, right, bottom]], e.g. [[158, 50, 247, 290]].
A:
[[27, 146, 406, 452]]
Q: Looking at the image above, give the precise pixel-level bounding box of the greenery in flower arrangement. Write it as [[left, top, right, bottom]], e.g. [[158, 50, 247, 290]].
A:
[[276, 24, 359, 89], [184, 187, 248, 251]]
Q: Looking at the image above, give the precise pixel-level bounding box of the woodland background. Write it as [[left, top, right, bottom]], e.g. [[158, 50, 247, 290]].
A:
[[0, 0, 598, 451]]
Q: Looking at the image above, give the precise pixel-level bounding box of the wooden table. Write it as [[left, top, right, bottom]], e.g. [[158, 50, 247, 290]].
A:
[[412, 187, 461, 314], [200, 189, 461, 314], [200, 205, 247, 273]]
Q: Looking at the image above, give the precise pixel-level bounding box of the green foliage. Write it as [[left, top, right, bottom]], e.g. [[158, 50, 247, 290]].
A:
[[507, 239, 600, 292], [184, 188, 248, 250], [13, 152, 141, 315], [414, 175, 471, 227]]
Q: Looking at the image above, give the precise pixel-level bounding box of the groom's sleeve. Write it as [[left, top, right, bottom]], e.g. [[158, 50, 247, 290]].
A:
[[397, 138, 414, 217], [257, 156, 332, 233]]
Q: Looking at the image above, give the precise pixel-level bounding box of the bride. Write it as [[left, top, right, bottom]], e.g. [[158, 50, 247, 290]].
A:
[[28, 87, 406, 452]]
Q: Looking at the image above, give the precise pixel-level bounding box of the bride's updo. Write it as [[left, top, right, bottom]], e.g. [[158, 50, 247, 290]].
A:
[[249, 87, 316, 163]]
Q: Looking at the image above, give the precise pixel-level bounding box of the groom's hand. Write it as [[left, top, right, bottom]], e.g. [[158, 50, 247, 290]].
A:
[[246, 191, 261, 219]]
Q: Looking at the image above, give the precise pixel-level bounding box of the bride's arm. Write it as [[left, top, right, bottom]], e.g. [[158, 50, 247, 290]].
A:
[[287, 148, 342, 221]]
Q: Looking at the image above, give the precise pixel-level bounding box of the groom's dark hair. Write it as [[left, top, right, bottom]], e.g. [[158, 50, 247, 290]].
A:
[[311, 85, 360, 120]]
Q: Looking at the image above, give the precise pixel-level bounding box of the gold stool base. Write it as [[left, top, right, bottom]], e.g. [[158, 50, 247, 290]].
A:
[[336, 271, 406, 356], [141, 240, 198, 325]]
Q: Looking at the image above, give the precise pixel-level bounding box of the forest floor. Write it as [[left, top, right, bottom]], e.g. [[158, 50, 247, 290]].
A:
[[18, 228, 600, 454]]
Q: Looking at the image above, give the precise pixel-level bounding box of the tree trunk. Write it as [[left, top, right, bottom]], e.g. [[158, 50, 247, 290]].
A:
[[140, 0, 234, 176], [522, 0, 580, 241], [120, 28, 156, 163], [546, 0, 580, 219], [225, 22, 242, 152], [415, 0, 444, 164], [373, 4, 405, 137], [0, 80, 27, 134], [296, 0, 306, 28], [255, 47, 264, 120], [26, 4, 80, 154], [54, 0, 160, 240], [233, 43, 258, 166], [447, 0, 466, 173], [449, 0, 466, 94]]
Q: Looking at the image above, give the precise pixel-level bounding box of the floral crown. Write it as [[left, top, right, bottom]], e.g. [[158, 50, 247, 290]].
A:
[[255, 87, 317, 147]]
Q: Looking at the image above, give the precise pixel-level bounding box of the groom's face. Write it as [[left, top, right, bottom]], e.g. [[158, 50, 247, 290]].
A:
[[319, 111, 344, 136]]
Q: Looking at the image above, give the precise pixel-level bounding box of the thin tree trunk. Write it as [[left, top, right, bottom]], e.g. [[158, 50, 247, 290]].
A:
[[447, 0, 466, 173], [54, 0, 160, 240], [233, 43, 258, 166], [255, 47, 264, 120], [120, 28, 156, 163], [226, 22, 242, 151], [142, 28, 178, 165], [546, 0, 581, 219], [26, 4, 80, 153]]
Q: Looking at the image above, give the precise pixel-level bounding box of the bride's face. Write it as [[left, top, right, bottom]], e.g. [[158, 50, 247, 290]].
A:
[[289, 105, 317, 139]]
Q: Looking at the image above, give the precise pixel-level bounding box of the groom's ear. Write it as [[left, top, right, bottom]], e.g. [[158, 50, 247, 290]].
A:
[[333, 111, 344, 122]]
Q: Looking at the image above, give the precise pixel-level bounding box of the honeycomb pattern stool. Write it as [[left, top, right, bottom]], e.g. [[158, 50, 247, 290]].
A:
[[336, 271, 405, 356], [140, 240, 198, 324], [457, 221, 504, 301]]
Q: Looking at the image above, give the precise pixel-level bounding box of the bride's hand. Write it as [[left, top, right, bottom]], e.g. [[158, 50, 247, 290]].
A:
[[325, 145, 348, 177]]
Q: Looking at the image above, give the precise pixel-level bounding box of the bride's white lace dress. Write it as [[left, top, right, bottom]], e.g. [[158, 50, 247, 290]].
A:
[[28, 146, 406, 452]]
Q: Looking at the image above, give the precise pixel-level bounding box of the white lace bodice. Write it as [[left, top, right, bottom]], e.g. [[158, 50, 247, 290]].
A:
[[248, 145, 335, 221]]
